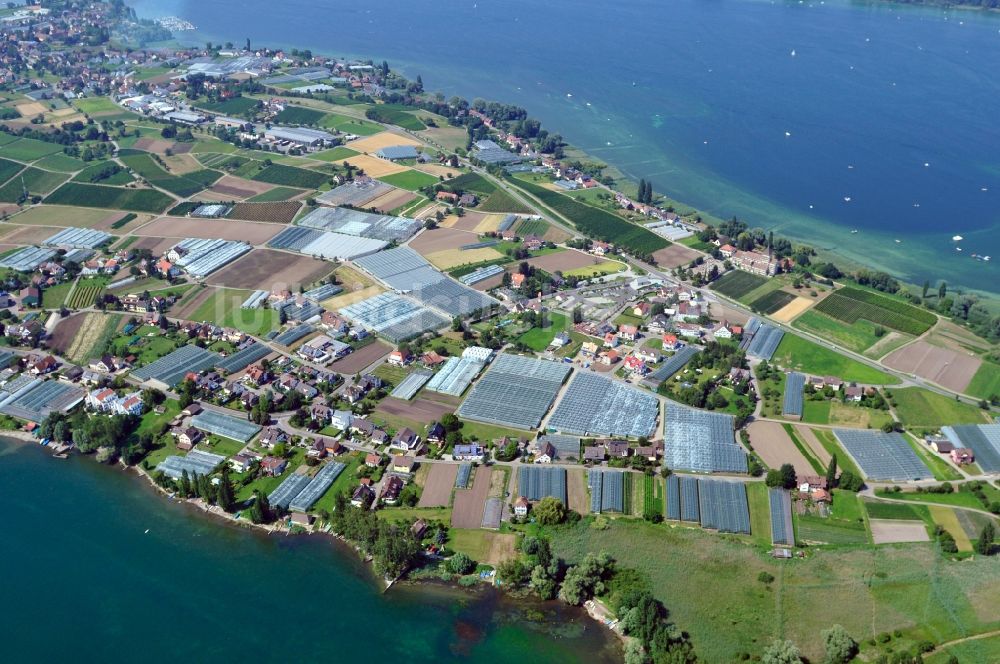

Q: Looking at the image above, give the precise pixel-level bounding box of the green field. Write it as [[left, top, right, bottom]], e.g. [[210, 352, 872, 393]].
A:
[[888, 387, 987, 428], [749, 289, 795, 314], [311, 146, 359, 162], [364, 106, 426, 130], [190, 288, 280, 336], [247, 187, 302, 202], [195, 96, 260, 117], [251, 163, 327, 189], [0, 157, 23, 184], [477, 189, 534, 214], [517, 312, 569, 351], [514, 218, 548, 236], [772, 334, 898, 384], [966, 361, 1000, 400], [445, 172, 497, 195], [45, 183, 173, 213], [710, 270, 769, 299], [815, 287, 937, 336], [72, 97, 123, 116], [73, 161, 134, 185], [0, 167, 68, 200], [377, 169, 438, 191], [319, 113, 383, 135], [41, 281, 73, 308], [793, 310, 888, 353], [119, 150, 222, 197], [550, 517, 1000, 662], [1, 137, 64, 161], [642, 474, 664, 518], [864, 500, 930, 522], [511, 177, 668, 256], [68, 280, 107, 310], [876, 483, 1000, 511], [274, 106, 326, 125], [32, 153, 87, 173]]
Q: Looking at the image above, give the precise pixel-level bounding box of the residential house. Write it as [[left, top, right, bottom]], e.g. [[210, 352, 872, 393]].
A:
[[351, 483, 375, 507], [513, 496, 530, 517], [381, 476, 404, 504], [598, 350, 619, 366], [622, 356, 647, 376], [387, 348, 413, 366], [229, 454, 253, 473], [426, 422, 446, 445], [581, 341, 599, 358], [798, 476, 828, 493], [31, 355, 58, 375], [177, 427, 203, 450], [583, 446, 606, 463], [634, 347, 660, 364], [618, 324, 639, 342], [330, 409, 353, 431], [390, 427, 421, 453], [261, 456, 287, 477], [606, 441, 630, 458], [307, 439, 327, 459], [661, 333, 681, 350], [391, 455, 417, 476], [844, 385, 863, 402], [533, 441, 555, 464], [951, 448, 975, 465], [19, 287, 40, 307], [364, 453, 383, 468], [420, 351, 445, 367]]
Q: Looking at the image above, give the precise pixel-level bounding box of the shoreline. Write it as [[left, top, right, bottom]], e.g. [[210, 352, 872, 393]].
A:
[[7, 436, 625, 650]]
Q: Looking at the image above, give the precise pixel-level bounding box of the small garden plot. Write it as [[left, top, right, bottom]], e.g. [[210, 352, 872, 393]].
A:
[[228, 201, 301, 223], [643, 474, 664, 519], [710, 270, 769, 299], [815, 287, 936, 335], [376, 169, 438, 191], [45, 183, 173, 213], [750, 289, 796, 315], [67, 280, 108, 310], [251, 163, 328, 189]]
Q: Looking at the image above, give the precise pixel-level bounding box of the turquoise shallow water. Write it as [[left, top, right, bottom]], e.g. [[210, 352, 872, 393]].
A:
[[0, 440, 619, 663], [131, 0, 1000, 295]]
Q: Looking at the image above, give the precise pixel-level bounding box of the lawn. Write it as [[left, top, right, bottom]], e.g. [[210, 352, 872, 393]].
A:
[[190, 288, 280, 336], [41, 281, 74, 308], [517, 312, 569, 351], [563, 260, 627, 278], [801, 399, 831, 424], [966, 361, 1000, 400], [863, 500, 931, 522], [549, 517, 1000, 663], [876, 483, 1000, 511], [377, 169, 439, 191], [458, 418, 533, 443], [380, 506, 453, 523], [795, 514, 869, 545], [745, 482, 773, 545], [311, 453, 363, 514], [887, 387, 988, 428], [72, 97, 122, 116], [771, 333, 898, 384], [793, 310, 884, 353]]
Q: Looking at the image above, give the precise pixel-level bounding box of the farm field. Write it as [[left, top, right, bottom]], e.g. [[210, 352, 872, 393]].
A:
[[512, 177, 668, 256], [33, 153, 87, 173], [650, 244, 701, 269], [274, 106, 326, 125], [746, 420, 817, 476], [417, 463, 459, 508], [793, 310, 890, 353], [184, 287, 280, 336], [247, 187, 303, 203], [886, 387, 988, 428], [709, 270, 769, 299], [815, 287, 937, 335], [966, 361, 1000, 400], [67, 280, 107, 310], [749, 289, 796, 315], [72, 97, 123, 116], [476, 189, 533, 213], [135, 217, 283, 244], [451, 467, 492, 529], [207, 174, 275, 199], [311, 146, 359, 162], [227, 201, 301, 223], [6, 205, 119, 228], [251, 163, 328, 189], [363, 106, 425, 130], [1, 137, 64, 161], [60, 312, 120, 363], [882, 340, 981, 394], [376, 169, 438, 191], [771, 334, 897, 384], [517, 312, 569, 351], [329, 340, 391, 374], [563, 259, 626, 278], [195, 96, 260, 117], [445, 172, 496, 195], [45, 183, 173, 213], [0, 167, 68, 200], [551, 518, 1000, 663], [73, 161, 134, 185], [207, 249, 331, 290], [770, 296, 814, 323]]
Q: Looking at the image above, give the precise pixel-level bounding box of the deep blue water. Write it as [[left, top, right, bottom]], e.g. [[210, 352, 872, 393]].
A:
[[0, 440, 619, 663], [132, 0, 1000, 295]]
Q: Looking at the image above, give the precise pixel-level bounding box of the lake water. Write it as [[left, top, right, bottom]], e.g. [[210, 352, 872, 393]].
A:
[[0, 440, 619, 663], [130, 0, 1000, 296]]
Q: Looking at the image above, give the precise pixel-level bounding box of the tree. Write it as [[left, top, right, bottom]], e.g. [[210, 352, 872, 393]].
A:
[[216, 467, 236, 513], [559, 552, 613, 605], [761, 639, 803, 664], [825, 454, 838, 490], [448, 552, 475, 575], [496, 558, 529, 586], [822, 625, 858, 664], [837, 470, 863, 492], [530, 564, 559, 599], [248, 490, 272, 524], [922, 280, 930, 298], [939, 281, 947, 300], [976, 522, 994, 555], [533, 496, 567, 525], [765, 464, 797, 490]]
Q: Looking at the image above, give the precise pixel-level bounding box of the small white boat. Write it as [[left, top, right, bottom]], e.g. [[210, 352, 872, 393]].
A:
[[952, 235, 963, 241], [843, 196, 852, 202], [785, 131, 791, 137], [895, 239, 901, 244], [850, 229, 859, 234], [791, 49, 796, 57]]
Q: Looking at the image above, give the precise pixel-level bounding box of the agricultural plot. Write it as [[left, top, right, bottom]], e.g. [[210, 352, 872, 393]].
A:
[[417, 464, 459, 508], [1, 137, 64, 161], [61, 312, 119, 363], [45, 183, 173, 213], [33, 153, 87, 173], [771, 296, 815, 323], [73, 162, 134, 185], [319, 113, 383, 135], [0, 157, 23, 184], [274, 106, 326, 125], [967, 361, 1000, 400], [0, 167, 67, 200], [364, 106, 425, 130], [251, 163, 327, 189], [227, 201, 301, 223], [512, 177, 668, 256], [445, 172, 496, 195], [793, 310, 890, 353], [477, 189, 533, 214], [247, 187, 302, 202], [815, 287, 936, 335], [119, 151, 222, 197], [67, 281, 106, 309], [195, 96, 260, 117], [772, 334, 896, 384], [750, 289, 796, 315], [376, 169, 438, 191], [883, 340, 981, 395], [643, 474, 664, 519], [887, 387, 987, 428], [710, 270, 769, 299]]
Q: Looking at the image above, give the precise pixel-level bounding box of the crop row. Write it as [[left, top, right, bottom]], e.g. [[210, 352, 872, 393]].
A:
[[513, 178, 668, 256], [710, 270, 768, 299], [643, 475, 663, 519], [815, 291, 933, 335], [68, 285, 104, 310], [835, 288, 938, 326], [751, 290, 796, 314], [46, 183, 173, 213], [251, 163, 328, 189]]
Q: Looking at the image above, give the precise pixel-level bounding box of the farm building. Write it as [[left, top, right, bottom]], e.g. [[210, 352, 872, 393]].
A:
[[832, 429, 933, 481], [43, 227, 112, 249], [662, 402, 747, 473], [0, 379, 84, 422], [740, 318, 784, 360], [191, 410, 262, 443], [156, 450, 226, 480], [547, 371, 658, 439], [0, 246, 58, 272], [297, 206, 421, 243], [338, 292, 449, 343], [456, 353, 570, 430], [782, 372, 805, 419], [288, 461, 347, 512], [169, 238, 252, 278], [131, 345, 220, 389], [375, 145, 419, 160], [941, 424, 1000, 473], [267, 226, 387, 261], [263, 126, 336, 148]]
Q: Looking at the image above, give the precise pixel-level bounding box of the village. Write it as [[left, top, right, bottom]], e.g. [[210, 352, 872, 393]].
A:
[[1, 4, 999, 662]]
